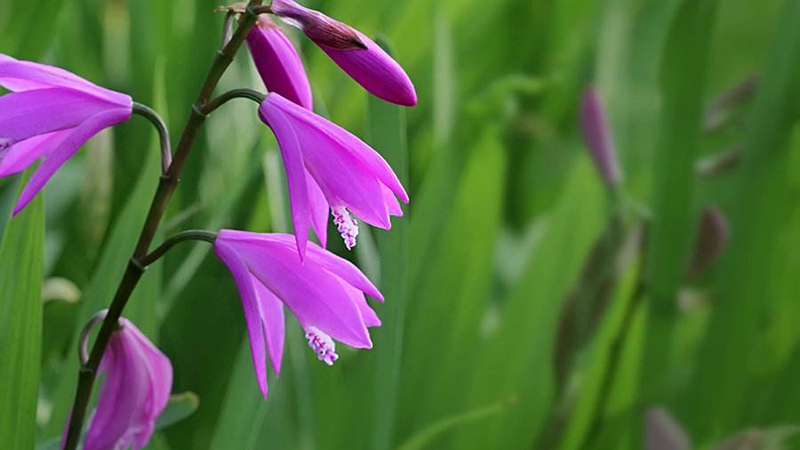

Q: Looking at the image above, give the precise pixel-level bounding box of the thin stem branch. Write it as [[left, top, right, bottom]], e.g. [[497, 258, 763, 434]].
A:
[[141, 230, 217, 267], [204, 88, 266, 114], [221, 11, 235, 50], [132, 102, 172, 173], [78, 310, 108, 367], [62, 3, 264, 449]]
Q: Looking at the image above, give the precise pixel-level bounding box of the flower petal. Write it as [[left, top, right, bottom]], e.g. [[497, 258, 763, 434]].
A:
[[223, 236, 372, 348], [0, 130, 71, 177], [217, 231, 384, 301], [0, 87, 126, 144], [0, 54, 131, 107], [259, 101, 311, 260], [214, 241, 270, 397], [254, 280, 286, 375], [247, 16, 314, 110], [13, 107, 131, 215], [307, 170, 329, 248]]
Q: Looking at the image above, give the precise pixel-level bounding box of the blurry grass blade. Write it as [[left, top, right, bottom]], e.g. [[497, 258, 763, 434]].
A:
[[367, 38, 410, 450], [0, 170, 44, 450], [396, 400, 510, 450], [684, 0, 800, 437]]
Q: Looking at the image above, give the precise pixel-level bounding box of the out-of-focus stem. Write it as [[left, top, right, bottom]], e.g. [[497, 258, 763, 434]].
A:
[[62, 3, 264, 449]]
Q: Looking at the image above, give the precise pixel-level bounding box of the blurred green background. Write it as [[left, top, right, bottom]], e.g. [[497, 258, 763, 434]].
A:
[[2, 0, 800, 449]]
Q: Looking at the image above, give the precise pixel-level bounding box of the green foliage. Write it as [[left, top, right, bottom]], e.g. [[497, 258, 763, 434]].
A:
[[1, 0, 799, 449]]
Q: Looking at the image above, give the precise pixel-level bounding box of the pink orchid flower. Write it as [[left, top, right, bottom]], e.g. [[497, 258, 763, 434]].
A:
[[579, 86, 623, 187], [247, 15, 314, 110], [270, 0, 417, 106], [258, 92, 408, 260], [0, 54, 132, 214], [62, 318, 172, 450], [214, 230, 383, 397]]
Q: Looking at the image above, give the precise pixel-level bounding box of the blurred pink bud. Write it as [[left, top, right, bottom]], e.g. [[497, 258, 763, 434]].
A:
[[645, 407, 691, 450], [580, 86, 623, 187], [686, 206, 730, 280], [271, 0, 417, 106], [247, 15, 314, 110], [62, 318, 172, 450]]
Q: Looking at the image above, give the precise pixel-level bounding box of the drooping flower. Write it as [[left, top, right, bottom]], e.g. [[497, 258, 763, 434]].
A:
[[270, 0, 417, 106], [579, 86, 623, 187], [63, 318, 172, 450], [247, 14, 314, 110], [214, 230, 383, 397], [258, 92, 408, 259], [0, 54, 133, 214]]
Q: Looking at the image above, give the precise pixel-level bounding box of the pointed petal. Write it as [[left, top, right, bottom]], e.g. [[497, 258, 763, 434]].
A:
[[214, 241, 270, 397], [254, 280, 286, 374], [342, 281, 381, 327], [307, 170, 329, 248], [259, 101, 311, 260], [218, 231, 384, 301], [383, 184, 404, 217], [0, 130, 70, 177], [13, 107, 131, 215], [221, 234, 372, 348], [247, 17, 314, 110], [0, 54, 131, 107], [266, 93, 408, 202], [0, 88, 127, 143]]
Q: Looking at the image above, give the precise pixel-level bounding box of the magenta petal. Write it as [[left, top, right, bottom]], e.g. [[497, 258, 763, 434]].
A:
[[247, 16, 314, 110], [321, 32, 417, 107], [258, 102, 311, 260], [254, 280, 286, 374], [0, 88, 126, 144], [217, 231, 384, 301], [214, 242, 270, 397], [218, 233, 373, 348], [342, 282, 381, 327], [81, 318, 172, 450], [0, 130, 70, 177], [383, 185, 403, 217], [14, 107, 131, 215], [306, 170, 329, 248], [0, 54, 131, 107], [580, 86, 623, 186]]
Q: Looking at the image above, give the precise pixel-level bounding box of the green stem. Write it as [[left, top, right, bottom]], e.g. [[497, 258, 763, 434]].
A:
[[132, 102, 172, 173], [61, 4, 263, 449], [204, 88, 266, 115], [140, 230, 217, 267]]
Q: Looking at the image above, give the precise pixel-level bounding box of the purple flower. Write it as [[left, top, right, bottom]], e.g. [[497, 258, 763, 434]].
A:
[[0, 54, 132, 214], [63, 318, 172, 450], [258, 92, 408, 259], [247, 15, 314, 110], [580, 86, 623, 187], [214, 230, 383, 396], [270, 0, 417, 106]]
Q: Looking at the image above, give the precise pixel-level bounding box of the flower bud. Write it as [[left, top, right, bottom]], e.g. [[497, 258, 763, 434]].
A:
[[645, 407, 691, 450], [247, 15, 313, 110], [686, 206, 730, 280], [580, 86, 623, 187], [271, 0, 417, 106]]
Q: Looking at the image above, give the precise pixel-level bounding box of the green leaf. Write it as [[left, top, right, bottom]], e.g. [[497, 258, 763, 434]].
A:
[[366, 38, 411, 450], [396, 400, 510, 450], [684, 0, 800, 438], [0, 170, 45, 450]]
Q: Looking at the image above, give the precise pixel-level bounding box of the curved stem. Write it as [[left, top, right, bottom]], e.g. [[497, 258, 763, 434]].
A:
[[204, 88, 266, 114], [62, 3, 264, 449], [141, 230, 217, 267], [132, 102, 172, 173], [251, 5, 272, 15], [78, 310, 108, 367]]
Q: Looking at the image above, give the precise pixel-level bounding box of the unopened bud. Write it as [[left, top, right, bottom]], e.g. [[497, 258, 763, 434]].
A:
[[686, 206, 730, 280], [580, 86, 623, 188], [645, 407, 691, 450], [271, 0, 366, 51]]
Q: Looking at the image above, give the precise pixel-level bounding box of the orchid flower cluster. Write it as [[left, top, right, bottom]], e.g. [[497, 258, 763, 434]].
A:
[[0, 1, 415, 448]]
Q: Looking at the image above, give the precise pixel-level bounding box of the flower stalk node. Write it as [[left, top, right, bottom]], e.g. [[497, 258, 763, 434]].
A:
[[129, 257, 147, 273]]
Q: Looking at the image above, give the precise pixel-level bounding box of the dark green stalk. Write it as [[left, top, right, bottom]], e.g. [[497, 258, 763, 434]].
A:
[[132, 102, 172, 173], [204, 88, 266, 114], [140, 230, 217, 267], [61, 4, 263, 449]]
